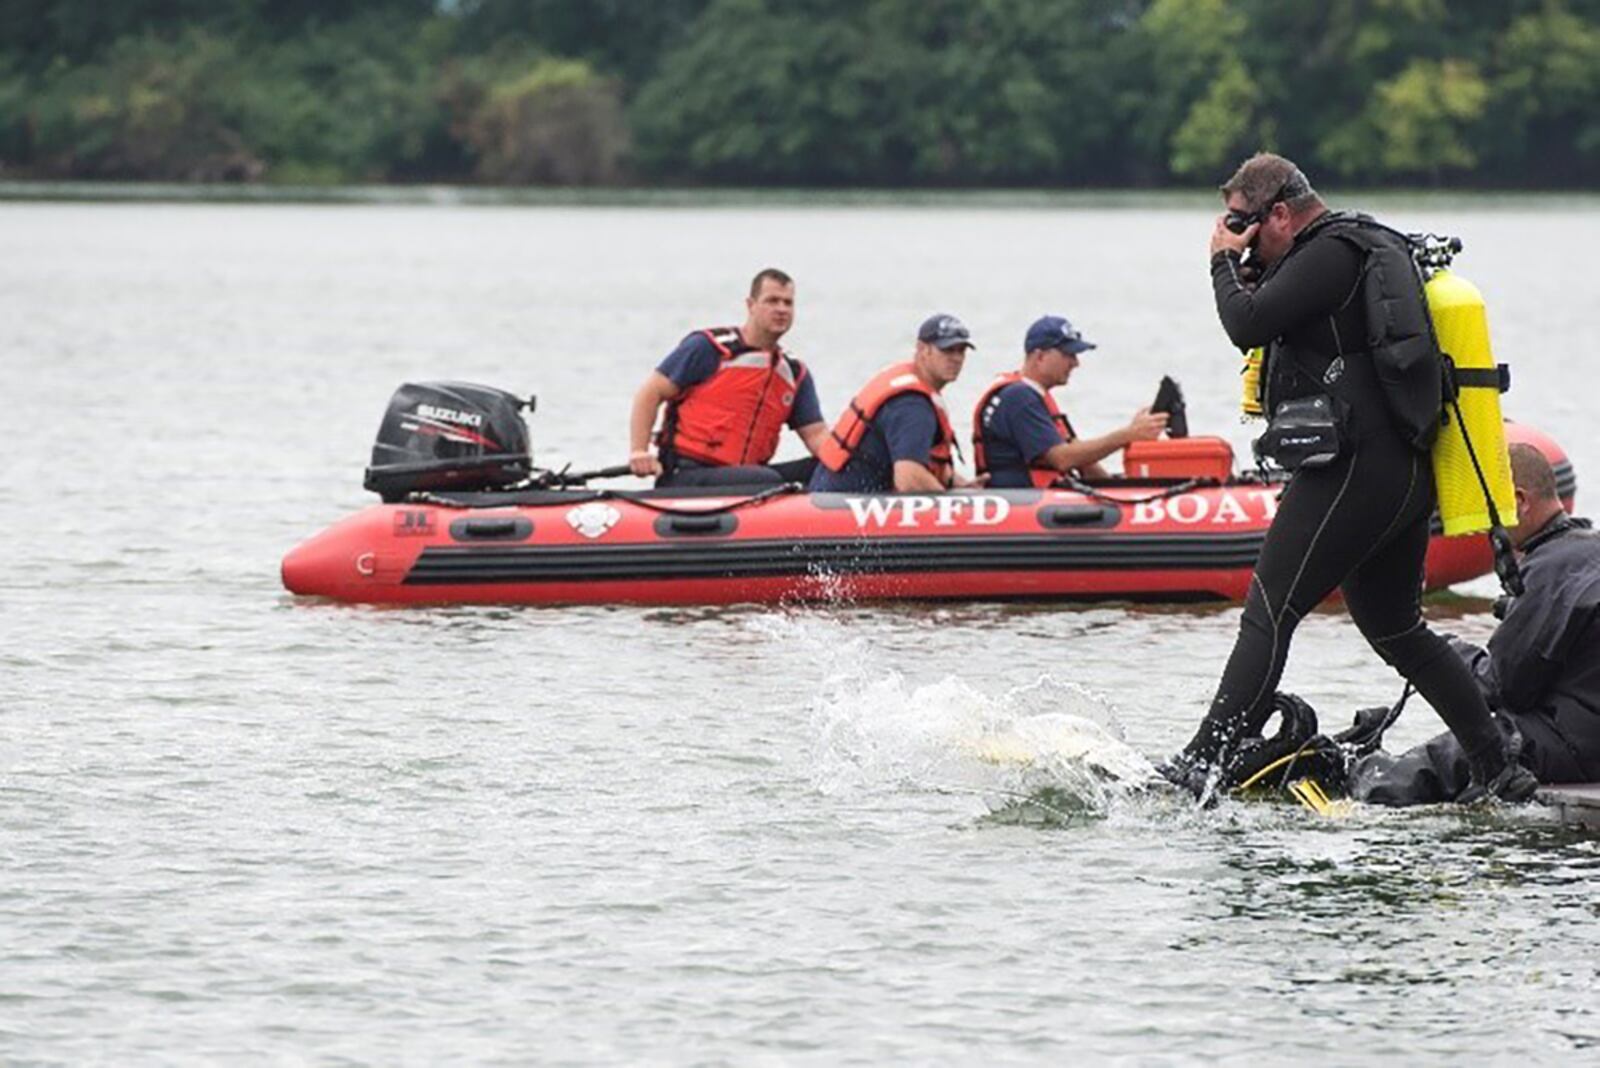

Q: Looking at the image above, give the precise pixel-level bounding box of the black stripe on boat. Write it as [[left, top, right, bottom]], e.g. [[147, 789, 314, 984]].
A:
[[1555, 459, 1577, 502], [403, 532, 1266, 585]]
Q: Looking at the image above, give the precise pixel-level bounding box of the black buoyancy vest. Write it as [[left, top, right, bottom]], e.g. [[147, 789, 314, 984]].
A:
[[1321, 213, 1444, 451], [1265, 211, 1443, 452]]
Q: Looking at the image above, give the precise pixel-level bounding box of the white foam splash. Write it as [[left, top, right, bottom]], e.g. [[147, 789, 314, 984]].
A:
[[743, 611, 1155, 821], [809, 667, 1153, 822]]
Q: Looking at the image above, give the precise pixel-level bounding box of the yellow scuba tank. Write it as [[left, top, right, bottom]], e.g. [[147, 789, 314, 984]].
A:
[[1239, 346, 1264, 418], [1424, 269, 1514, 536]]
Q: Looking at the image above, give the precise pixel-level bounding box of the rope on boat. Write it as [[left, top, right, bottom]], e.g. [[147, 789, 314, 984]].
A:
[[404, 481, 804, 516], [1057, 466, 1289, 507], [1059, 475, 1210, 505], [402, 488, 599, 509], [603, 481, 805, 516]]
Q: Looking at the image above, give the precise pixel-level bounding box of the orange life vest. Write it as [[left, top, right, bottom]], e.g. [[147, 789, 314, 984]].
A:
[[661, 327, 807, 467], [971, 372, 1076, 488], [816, 361, 956, 487]]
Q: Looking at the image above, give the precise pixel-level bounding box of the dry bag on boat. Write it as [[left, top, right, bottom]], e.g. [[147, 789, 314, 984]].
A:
[[363, 381, 534, 502]]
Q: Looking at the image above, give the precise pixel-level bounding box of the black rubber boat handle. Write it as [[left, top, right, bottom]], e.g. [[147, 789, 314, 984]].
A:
[[1037, 504, 1120, 528], [655, 513, 738, 537], [449, 517, 533, 541]]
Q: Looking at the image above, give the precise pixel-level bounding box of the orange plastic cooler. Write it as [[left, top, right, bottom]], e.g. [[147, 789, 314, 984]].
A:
[[1122, 437, 1236, 480]]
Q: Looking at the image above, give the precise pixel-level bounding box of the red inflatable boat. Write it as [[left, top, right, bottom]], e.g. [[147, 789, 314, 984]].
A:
[[282, 405, 1575, 607]]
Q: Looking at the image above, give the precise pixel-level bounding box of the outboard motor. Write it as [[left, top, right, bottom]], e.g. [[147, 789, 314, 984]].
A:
[[363, 381, 534, 502]]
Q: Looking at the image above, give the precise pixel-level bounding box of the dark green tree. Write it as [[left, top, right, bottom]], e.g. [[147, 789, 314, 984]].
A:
[[452, 0, 712, 88], [6, 0, 1600, 186]]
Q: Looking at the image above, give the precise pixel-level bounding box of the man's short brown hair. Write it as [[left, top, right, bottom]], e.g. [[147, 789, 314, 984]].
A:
[[1221, 153, 1321, 215], [750, 267, 794, 297], [1509, 442, 1560, 501]]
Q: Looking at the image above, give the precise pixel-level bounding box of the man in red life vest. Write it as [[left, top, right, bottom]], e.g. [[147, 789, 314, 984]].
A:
[[628, 268, 827, 487], [809, 314, 979, 493], [972, 315, 1167, 488]]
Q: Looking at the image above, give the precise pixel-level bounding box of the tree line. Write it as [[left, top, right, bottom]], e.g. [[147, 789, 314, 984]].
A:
[[3, 0, 1598, 187]]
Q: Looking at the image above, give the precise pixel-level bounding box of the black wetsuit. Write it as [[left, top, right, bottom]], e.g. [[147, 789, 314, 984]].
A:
[[1352, 517, 1600, 803], [1183, 214, 1506, 774]]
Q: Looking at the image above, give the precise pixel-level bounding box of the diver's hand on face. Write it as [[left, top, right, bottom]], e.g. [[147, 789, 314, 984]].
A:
[[1210, 215, 1257, 258]]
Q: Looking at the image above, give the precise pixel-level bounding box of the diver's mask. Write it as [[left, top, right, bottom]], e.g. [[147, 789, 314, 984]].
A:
[[1224, 169, 1312, 237]]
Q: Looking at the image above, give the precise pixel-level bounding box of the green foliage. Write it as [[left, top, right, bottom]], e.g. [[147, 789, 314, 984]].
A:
[[0, 54, 27, 165], [240, 13, 450, 181], [1133, 0, 1244, 160], [1169, 59, 1262, 179], [1376, 59, 1490, 176], [1321, 58, 1489, 180], [629, 0, 899, 183], [1488, 3, 1600, 175], [455, 56, 629, 184], [631, 0, 1139, 185], [451, 0, 712, 90], [1133, 0, 1273, 178], [0, 0, 437, 70], [4, 0, 1600, 186], [23, 30, 264, 180], [8, 11, 454, 181]]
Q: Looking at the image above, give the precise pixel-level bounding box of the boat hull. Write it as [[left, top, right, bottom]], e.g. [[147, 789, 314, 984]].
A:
[[282, 423, 1575, 607]]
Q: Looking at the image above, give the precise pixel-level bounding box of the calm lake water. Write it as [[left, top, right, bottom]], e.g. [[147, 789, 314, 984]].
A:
[[6, 191, 1600, 1063]]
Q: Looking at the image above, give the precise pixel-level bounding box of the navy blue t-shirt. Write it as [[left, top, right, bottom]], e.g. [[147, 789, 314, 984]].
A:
[[656, 332, 823, 428], [808, 392, 943, 493], [979, 381, 1070, 488]]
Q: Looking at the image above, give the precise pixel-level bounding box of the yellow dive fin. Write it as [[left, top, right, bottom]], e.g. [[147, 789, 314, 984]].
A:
[[1287, 778, 1352, 819]]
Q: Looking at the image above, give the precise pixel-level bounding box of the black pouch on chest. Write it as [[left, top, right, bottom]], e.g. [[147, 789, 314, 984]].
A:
[[1253, 394, 1345, 471]]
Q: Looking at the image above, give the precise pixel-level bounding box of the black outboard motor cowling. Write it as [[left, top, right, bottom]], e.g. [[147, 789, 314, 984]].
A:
[[363, 381, 534, 502]]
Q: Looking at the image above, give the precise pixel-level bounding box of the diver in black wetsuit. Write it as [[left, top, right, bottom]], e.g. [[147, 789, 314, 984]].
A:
[[1159, 152, 1537, 803]]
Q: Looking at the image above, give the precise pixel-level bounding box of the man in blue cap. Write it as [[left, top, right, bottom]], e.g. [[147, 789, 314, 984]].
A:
[[971, 315, 1167, 488], [810, 314, 976, 493]]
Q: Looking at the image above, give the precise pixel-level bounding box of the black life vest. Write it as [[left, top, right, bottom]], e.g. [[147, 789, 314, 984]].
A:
[[1259, 211, 1443, 453], [1323, 213, 1444, 451]]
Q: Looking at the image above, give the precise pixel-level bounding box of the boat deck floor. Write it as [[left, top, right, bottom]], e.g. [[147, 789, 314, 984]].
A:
[[1536, 784, 1600, 827]]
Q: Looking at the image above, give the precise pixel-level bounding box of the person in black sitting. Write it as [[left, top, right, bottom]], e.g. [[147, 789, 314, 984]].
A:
[[1159, 152, 1536, 803], [1351, 445, 1600, 804]]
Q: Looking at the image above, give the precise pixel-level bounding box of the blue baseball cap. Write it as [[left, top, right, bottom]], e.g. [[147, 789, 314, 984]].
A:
[[1025, 315, 1096, 355], [917, 313, 976, 351]]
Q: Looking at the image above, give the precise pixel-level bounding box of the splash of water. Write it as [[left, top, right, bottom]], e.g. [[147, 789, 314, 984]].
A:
[[779, 622, 1155, 822]]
